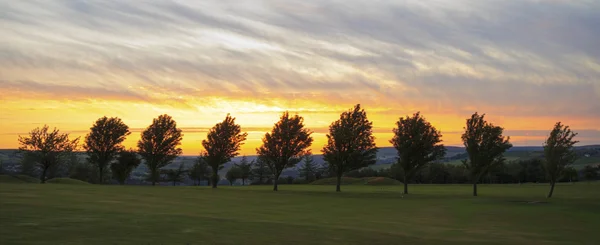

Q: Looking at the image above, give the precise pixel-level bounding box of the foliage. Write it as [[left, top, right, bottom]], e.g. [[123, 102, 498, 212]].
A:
[[137, 114, 183, 186], [67, 154, 95, 183], [110, 149, 141, 185], [390, 112, 446, 194], [188, 158, 210, 186], [84, 117, 131, 184], [164, 163, 187, 186], [201, 114, 247, 188], [235, 156, 252, 185], [461, 112, 512, 196], [250, 156, 272, 185], [18, 125, 80, 183], [543, 122, 578, 198], [256, 111, 313, 191], [226, 166, 242, 186], [582, 165, 599, 181], [298, 154, 318, 181], [322, 104, 378, 192]]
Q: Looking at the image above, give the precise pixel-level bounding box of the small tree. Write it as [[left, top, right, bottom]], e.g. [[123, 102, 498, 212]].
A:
[[164, 163, 187, 186], [110, 149, 141, 185], [322, 104, 378, 192], [582, 165, 599, 182], [188, 158, 210, 186], [298, 154, 318, 181], [543, 122, 578, 198], [461, 113, 512, 196], [84, 116, 131, 184], [257, 112, 313, 191], [201, 114, 247, 188], [250, 157, 272, 184], [390, 112, 446, 194], [18, 125, 79, 183], [235, 156, 252, 185], [561, 167, 578, 182], [137, 114, 183, 186], [226, 166, 242, 186]]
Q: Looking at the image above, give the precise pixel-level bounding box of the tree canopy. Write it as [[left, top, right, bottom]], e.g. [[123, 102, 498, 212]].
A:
[[257, 111, 313, 191], [137, 114, 183, 186], [84, 116, 131, 184], [322, 104, 378, 192], [110, 149, 141, 185], [543, 122, 578, 198]]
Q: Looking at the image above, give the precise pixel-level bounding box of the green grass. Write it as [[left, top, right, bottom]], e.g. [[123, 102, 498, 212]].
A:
[[311, 177, 402, 185], [44, 178, 90, 185], [1, 182, 599, 245]]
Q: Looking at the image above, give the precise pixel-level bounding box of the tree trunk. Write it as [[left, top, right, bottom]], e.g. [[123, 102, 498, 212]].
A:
[[547, 181, 556, 198], [336, 174, 342, 192], [403, 172, 408, 194], [40, 166, 48, 184], [273, 174, 279, 191], [473, 183, 478, 196], [152, 181, 156, 186], [99, 166, 104, 184], [211, 168, 218, 188]]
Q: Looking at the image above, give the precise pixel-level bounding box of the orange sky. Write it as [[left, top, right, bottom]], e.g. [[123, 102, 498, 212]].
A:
[[1, 1, 599, 155]]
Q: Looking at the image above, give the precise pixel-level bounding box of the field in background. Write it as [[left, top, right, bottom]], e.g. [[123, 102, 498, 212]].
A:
[[1, 179, 599, 245]]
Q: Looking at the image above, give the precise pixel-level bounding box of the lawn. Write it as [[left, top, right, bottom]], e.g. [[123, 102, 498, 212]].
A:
[[1, 179, 599, 245]]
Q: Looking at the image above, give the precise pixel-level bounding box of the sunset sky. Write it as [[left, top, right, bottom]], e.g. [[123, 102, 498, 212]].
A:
[[1, 0, 599, 155]]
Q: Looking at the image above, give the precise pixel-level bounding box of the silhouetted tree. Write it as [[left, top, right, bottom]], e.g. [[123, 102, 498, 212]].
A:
[[322, 104, 378, 192], [257, 112, 313, 191], [298, 154, 318, 181], [461, 113, 512, 196], [164, 163, 187, 186], [201, 114, 247, 188], [110, 149, 141, 185], [18, 125, 79, 183], [582, 165, 599, 182], [188, 158, 210, 186], [84, 117, 130, 184], [226, 166, 242, 186], [560, 167, 578, 183], [544, 122, 578, 198], [137, 114, 183, 186], [235, 156, 252, 185], [390, 112, 446, 194], [250, 156, 272, 184]]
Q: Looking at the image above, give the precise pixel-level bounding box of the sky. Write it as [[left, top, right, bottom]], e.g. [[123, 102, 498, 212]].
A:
[[1, 0, 599, 155]]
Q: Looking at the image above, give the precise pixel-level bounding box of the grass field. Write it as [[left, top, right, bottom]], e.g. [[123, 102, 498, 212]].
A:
[[1, 178, 599, 245]]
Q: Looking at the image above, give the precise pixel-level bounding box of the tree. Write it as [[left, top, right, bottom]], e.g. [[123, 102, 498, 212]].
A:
[[201, 114, 247, 188], [84, 116, 131, 184], [582, 165, 599, 182], [188, 158, 210, 186], [235, 156, 252, 185], [110, 149, 141, 185], [257, 112, 313, 191], [322, 104, 378, 192], [226, 166, 242, 186], [18, 125, 79, 183], [137, 114, 183, 186], [543, 122, 578, 198], [461, 113, 512, 196], [250, 156, 272, 184], [164, 163, 187, 186], [560, 167, 578, 182], [390, 112, 446, 194], [298, 154, 318, 181]]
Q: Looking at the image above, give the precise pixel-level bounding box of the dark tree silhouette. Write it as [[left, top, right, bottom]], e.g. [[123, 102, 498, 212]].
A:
[[18, 125, 79, 183], [201, 114, 247, 188], [544, 122, 578, 198], [188, 158, 210, 186], [257, 112, 313, 191], [84, 116, 131, 184], [226, 166, 242, 186], [322, 104, 378, 192], [390, 112, 446, 194], [582, 165, 599, 182], [462, 112, 512, 196], [298, 154, 318, 181], [235, 156, 252, 185], [250, 156, 272, 184], [164, 163, 187, 186], [137, 114, 183, 186], [110, 149, 141, 185]]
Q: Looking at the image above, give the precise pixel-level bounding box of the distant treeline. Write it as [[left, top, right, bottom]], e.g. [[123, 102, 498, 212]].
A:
[[4, 104, 600, 198]]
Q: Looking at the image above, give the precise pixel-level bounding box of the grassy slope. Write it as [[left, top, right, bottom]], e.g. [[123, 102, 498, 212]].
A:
[[1, 182, 599, 245]]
